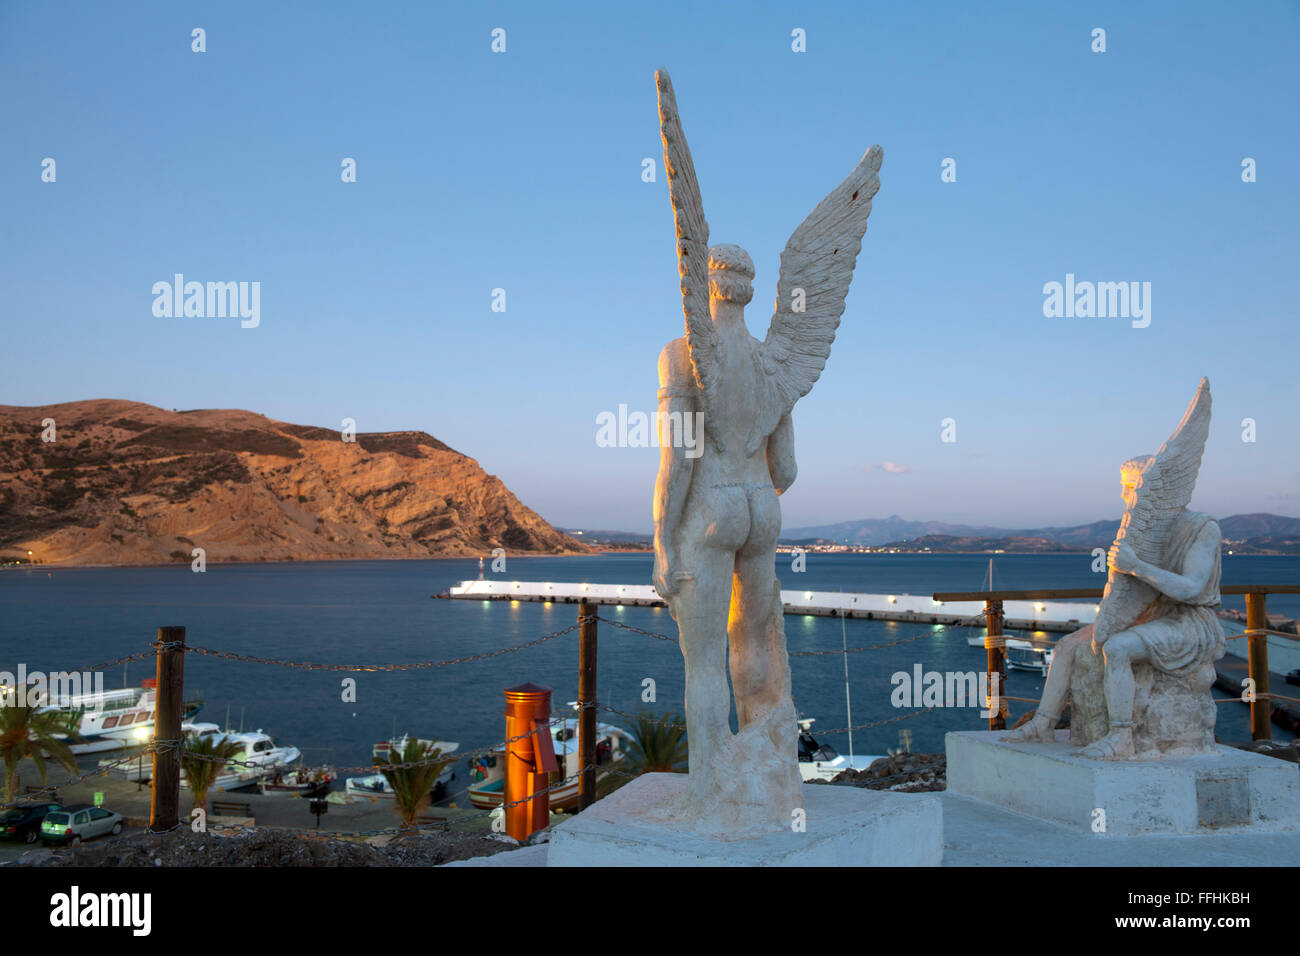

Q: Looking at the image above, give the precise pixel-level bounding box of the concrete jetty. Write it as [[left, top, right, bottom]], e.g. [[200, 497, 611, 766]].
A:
[[441, 580, 1100, 633]]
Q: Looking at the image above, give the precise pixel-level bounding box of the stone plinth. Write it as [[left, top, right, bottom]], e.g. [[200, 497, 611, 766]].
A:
[[546, 772, 942, 866], [947, 730, 1300, 836]]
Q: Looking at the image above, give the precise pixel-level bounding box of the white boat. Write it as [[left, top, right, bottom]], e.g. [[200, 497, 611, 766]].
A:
[[179, 727, 302, 792], [43, 679, 203, 755], [1006, 644, 1055, 675], [258, 766, 334, 798], [467, 715, 629, 811], [797, 718, 883, 782], [345, 736, 459, 802]]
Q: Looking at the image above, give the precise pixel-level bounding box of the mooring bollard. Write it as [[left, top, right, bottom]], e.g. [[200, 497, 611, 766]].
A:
[[503, 681, 558, 841]]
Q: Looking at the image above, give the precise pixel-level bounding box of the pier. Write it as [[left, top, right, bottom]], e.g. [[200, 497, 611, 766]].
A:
[[441, 579, 1100, 632]]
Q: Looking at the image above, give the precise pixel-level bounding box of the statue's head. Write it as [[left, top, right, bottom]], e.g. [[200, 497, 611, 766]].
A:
[[1120, 455, 1154, 508], [708, 244, 754, 309]]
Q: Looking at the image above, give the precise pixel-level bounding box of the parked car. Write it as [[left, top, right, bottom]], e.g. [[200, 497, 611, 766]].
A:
[[40, 804, 123, 846], [0, 803, 62, 844]]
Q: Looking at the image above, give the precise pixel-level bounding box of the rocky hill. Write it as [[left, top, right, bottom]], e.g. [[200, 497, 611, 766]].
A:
[[0, 399, 587, 565]]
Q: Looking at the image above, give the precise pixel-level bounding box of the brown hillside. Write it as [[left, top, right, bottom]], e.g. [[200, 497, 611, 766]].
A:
[[0, 399, 588, 565]]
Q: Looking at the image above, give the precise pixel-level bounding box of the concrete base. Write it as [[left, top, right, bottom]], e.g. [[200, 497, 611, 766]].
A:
[[546, 773, 942, 866], [947, 730, 1300, 835]]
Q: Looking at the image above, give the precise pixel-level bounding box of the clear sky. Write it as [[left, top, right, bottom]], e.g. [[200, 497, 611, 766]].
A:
[[3, 1, 1297, 532]]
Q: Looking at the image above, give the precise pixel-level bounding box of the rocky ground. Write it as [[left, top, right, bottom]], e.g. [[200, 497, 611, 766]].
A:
[[12, 827, 518, 867], [822, 752, 947, 792]]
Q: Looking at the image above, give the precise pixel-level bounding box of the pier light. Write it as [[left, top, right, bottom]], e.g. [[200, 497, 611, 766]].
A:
[[1095, 605, 1101, 613], [1035, 603, 1046, 613], [513, 582, 520, 588], [932, 599, 943, 606], [887, 595, 896, 603], [583, 583, 589, 590], [806, 592, 813, 600]]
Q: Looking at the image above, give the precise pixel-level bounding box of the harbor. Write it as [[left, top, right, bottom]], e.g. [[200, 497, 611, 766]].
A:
[[442, 579, 1101, 633]]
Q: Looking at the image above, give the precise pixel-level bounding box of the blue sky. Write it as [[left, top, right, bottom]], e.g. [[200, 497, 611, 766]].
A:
[[3, 1, 1297, 531]]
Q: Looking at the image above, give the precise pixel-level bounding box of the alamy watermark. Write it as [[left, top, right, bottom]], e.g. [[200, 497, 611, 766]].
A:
[[152, 274, 260, 328], [1042, 273, 1150, 328], [0, 665, 105, 710], [891, 664, 1002, 718], [596, 405, 704, 458]]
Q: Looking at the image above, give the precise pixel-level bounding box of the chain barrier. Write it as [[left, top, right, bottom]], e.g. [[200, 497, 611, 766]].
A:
[[0, 747, 157, 809], [180, 623, 579, 672]]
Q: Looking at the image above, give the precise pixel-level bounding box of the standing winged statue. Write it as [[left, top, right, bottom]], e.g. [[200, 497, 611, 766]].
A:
[[1007, 378, 1225, 758], [649, 69, 881, 832]]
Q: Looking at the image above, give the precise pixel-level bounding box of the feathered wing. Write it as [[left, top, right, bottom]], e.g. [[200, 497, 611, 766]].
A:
[[1094, 377, 1213, 642], [747, 145, 883, 455], [655, 69, 718, 441]]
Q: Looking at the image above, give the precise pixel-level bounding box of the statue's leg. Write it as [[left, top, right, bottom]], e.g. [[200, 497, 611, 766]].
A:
[[729, 550, 790, 730], [671, 491, 750, 803], [1003, 628, 1085, 742], [728, 485, 788, 731], [1080, 631, 1149, 759]]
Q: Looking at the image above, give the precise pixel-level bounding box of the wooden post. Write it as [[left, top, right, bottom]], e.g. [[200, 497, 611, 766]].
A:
[[985, 600, 1006, 730], [1246, 592, 1271, 741], [577, 600, 597, 810], [150, 625, 186, 832]]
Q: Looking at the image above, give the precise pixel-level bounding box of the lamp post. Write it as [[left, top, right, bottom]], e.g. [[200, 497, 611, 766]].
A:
[[134, 726, 149, 791]]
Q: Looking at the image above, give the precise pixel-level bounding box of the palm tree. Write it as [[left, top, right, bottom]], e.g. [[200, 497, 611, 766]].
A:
[[0, 694, 79, 803], [181, 734, 245, 815], [378, 737, 455, 830], [624, 711, 688, 775]]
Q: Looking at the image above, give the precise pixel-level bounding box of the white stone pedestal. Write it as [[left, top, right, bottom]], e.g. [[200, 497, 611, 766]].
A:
[[947, 730, 1300, 836], [547, 772, 942, 866]]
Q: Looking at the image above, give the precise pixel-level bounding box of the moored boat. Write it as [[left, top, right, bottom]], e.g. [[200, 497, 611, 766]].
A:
[[797, 717, 883, 782], [45, 679, 203, 754], [344, 736, 459, 802], [466, 716, 629, 812]]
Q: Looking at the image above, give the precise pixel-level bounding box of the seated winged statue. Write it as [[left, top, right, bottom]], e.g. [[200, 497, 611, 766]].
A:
[[1005, 379, 1226, 759]]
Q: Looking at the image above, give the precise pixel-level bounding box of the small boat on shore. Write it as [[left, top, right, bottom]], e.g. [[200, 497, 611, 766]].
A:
[[258, 766, 333, 798], [466, 716, 629, 812], [797, 718, 883, 782], [344, 736, 459, 802]]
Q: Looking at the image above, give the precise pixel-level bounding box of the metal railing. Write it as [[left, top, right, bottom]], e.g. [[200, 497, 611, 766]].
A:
[[932, 585, 1300, 736]]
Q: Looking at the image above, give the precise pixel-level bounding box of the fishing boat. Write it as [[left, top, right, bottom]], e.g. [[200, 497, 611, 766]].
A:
[[467, 715, 629, 812], [1006, 643, 1055, 675], [44, 678, 203, 755], [179, 728, 302, 792], [797, 717, 883, 782], [344, 736, 459, 802], [258, 766, 334, 798]]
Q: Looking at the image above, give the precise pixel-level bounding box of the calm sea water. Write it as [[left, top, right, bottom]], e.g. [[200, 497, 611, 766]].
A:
[[1, 553, 1294, 768]]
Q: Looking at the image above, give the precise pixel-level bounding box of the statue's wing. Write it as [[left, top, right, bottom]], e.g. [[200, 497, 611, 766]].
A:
[[748, 146, 883, 455], [655, 70, 716, 429], [1096, 378, 1212, 640], [1123, 377, 1212, 561]]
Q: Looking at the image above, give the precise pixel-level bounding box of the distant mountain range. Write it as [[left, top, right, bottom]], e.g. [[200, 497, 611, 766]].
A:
[[780, 513, 1300, 553], [0, 399, 587, 565]]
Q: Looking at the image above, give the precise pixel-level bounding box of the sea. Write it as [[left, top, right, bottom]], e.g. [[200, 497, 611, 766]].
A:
[[1, 553, 1295, 772]]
